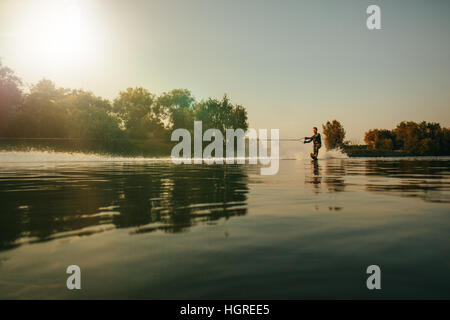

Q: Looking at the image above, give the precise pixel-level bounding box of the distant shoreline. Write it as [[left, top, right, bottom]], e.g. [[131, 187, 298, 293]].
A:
[[1, 139, 449, 159], [343, 145, 423, 158]]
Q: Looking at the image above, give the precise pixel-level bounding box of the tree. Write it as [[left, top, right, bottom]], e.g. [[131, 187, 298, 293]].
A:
[[322, 120, 345, 150], [394, 121, 444, 155], [363, 121, 449, 155], [0, 60, 22, 135], [8, 79, 69, 138], [156, 89, 195, 131], [364, 129, 395, 150], [113, 87, 166, 138], [193, 94, 248, 135], [230, 104, 248, 131], [64, 90, 123, 141], [443, 128, 450, 155]]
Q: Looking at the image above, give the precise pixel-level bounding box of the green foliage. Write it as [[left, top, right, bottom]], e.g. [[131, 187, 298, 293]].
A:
[[230, 104, 248, 131], [0, 60, 23, 135], [0, 63, 249, 155], [194, 94, 248, 135], [322, 120, 346, 150], [364, 121, 449, 156], [64, 90, 124, 142], [8, 79, 69, 137], [364, 129, 395, 150], [157, 89, 195, 131], [113, 87, 166, 139]]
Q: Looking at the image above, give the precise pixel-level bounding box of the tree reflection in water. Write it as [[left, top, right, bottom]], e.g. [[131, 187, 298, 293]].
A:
[[0, 163, 252, 251], [304, 159, 450, 203]]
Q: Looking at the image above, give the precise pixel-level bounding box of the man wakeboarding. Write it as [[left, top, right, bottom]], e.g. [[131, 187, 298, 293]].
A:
[[304, 127, 321, 160]]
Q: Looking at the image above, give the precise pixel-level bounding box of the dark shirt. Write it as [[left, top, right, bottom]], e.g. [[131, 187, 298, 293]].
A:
[[305, 133, 321, 147]]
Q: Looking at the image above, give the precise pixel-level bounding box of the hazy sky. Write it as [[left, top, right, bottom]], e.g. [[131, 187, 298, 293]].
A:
[[1, 0, 449, 141]]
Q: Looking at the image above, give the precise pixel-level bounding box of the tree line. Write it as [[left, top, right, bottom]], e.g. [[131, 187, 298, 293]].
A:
[[322, 119, 450, 156], [2, 60, 449, 157], [0, 61, 248, 154], [363, 121, 450, 156]]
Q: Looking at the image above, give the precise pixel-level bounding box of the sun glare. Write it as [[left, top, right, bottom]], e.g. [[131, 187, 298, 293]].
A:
[[15, 1, 93, 69]]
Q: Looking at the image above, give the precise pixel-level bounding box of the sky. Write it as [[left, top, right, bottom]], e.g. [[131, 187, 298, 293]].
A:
[[1, 0, 449, 141]]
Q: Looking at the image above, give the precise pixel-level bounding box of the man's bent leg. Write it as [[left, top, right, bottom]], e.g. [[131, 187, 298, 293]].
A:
[[313, 145, 319, 158]]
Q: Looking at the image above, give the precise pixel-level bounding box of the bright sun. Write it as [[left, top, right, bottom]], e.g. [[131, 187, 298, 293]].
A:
[[15, 1, 92, 68]]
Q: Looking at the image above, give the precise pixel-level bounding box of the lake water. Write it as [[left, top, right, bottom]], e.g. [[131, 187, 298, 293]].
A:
[[0, 151, 449, 299]]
